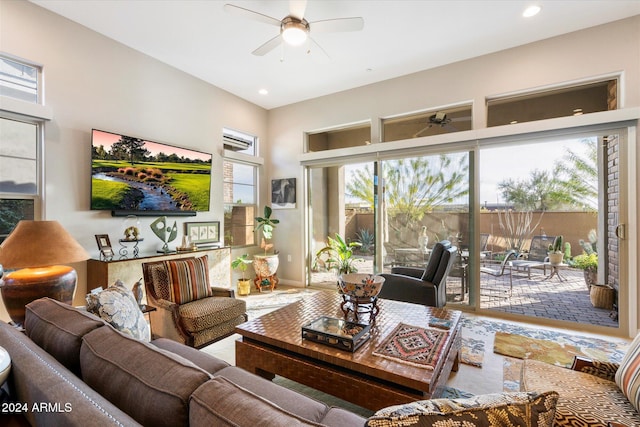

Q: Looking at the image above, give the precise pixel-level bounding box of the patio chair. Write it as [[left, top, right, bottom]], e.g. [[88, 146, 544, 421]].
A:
[[480, 249, 518, 295], [378, 240, 457, 307], [480, 233, 492, 259], [510, 235, 555, 278]]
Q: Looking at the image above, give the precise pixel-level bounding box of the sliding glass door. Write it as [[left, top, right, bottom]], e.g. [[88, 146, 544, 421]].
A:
[[477, 131, 624, 330], [307, 151, 473, 309]]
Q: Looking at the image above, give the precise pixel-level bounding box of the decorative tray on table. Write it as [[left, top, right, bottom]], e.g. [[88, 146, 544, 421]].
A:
[[302, 316, 371, 352]]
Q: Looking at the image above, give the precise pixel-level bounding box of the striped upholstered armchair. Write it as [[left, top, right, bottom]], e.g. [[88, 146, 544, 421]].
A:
[[142, 255, 247, 348]]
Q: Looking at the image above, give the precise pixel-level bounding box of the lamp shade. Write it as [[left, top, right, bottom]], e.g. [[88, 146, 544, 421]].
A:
[[0, 220, 89, 268]]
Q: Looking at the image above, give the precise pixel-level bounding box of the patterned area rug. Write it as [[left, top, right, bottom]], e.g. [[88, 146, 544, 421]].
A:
[[372, 323, 448, 370], [495, 331, 590, 368]]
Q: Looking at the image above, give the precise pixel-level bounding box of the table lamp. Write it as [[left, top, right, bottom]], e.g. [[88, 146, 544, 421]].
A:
[[0, 220, 89, 326]]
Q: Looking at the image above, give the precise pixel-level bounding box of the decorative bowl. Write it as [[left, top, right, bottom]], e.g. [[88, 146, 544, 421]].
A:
[[338, 273, 385, 299]]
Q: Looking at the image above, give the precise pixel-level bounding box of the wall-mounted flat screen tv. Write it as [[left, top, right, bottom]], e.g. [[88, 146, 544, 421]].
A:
[[91, 129, 212, 214]]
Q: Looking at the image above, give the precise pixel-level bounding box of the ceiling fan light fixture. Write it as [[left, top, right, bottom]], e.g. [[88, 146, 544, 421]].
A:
[[281, 17, 309, 46]]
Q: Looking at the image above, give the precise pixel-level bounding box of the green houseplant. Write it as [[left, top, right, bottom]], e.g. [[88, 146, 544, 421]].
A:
[[572, 252, 598, 289], [313, 233, 363, 276], [255, 205, 279, 255], [231, 254, 253, 296], [253, 206, 280, 290]]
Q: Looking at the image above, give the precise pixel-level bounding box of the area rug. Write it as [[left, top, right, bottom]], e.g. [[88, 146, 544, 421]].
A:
[[494, 331, 586, 368], [462, 316, 628, 365], [372, 323, 448, 370]]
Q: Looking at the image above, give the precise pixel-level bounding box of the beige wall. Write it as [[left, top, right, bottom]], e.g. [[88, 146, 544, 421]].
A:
[[0, 1, 268, 319], [267, 16, 640, 331]]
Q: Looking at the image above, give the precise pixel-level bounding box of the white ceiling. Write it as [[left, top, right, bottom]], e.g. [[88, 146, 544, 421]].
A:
[[31, 0, 640, 110]]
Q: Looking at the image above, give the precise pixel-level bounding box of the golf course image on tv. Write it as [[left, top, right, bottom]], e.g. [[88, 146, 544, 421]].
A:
[[91, 129, 212, 212]]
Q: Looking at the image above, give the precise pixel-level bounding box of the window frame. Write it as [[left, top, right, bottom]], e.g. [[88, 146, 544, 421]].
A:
[[223, 128, 263, 248]]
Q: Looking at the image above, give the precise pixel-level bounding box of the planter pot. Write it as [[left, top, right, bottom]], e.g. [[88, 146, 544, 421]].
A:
[[548, 252, 563, 266], [582, 267, 597, 290], [590, 284, 615, 310], [237, 279, 251, 296], [253, 254, 279, 277]]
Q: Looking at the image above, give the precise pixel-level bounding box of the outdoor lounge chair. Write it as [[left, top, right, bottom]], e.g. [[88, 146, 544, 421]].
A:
[[510, 235, 555, 278], [480, 249, 518, 294]]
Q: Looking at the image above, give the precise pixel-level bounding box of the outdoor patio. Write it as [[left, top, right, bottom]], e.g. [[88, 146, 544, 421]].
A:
[[311, 258, 618, 329], [446, 266, 618, 328]]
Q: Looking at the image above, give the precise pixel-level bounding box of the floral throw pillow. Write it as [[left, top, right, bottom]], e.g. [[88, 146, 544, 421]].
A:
[[86, 280, 150, 342]]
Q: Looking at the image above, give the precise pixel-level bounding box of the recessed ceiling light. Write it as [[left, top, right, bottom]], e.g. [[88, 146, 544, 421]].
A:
[[258, 88, 269, 95], [523, 5, 541, 17]]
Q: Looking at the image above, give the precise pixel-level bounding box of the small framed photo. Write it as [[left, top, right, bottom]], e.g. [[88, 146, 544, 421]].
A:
[[184, 221, 220, 245], [95, 234, 114, 258]]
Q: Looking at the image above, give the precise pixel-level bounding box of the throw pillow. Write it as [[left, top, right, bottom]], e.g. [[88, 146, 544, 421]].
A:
[[615, 331, 640, 412], [86, 280, 150, 342], [163, 256, 212, 304], [366, 391, 559, 427]]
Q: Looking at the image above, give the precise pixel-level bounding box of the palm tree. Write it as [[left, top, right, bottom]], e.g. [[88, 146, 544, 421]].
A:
[[346, 154, 469, 245], [552, 138, 598, 211]]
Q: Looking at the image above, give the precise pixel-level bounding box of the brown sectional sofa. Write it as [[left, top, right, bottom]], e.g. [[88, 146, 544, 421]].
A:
[[0, 298, 366, 426]]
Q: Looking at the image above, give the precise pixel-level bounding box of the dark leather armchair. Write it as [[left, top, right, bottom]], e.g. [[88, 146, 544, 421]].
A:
[[378, 240, 458, 307]]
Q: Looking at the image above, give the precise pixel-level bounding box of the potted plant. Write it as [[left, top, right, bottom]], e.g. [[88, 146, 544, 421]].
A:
[[231, 254, 253, 296], [253, 206, 280, 290], [313, 233, 363, 276], [547, 235, 564, 265], [572, 252, 598, 289]]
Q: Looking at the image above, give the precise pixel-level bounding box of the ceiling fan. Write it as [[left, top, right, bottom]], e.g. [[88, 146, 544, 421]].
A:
[[413, 112, 470, 138], [224, 1, 364, 58]]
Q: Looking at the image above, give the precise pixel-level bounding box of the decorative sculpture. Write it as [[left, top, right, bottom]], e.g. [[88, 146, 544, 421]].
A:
[[150, 216, 178, 253]]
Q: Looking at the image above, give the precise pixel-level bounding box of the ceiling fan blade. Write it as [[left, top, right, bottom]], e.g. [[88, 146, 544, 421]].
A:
[[307, 36, 330, 62], [413, 124, 433, 138], [252, 34, 282, 56], [289, 0, 307, 20], [224, 4, 281, 27], [311, 17, 364, 33]]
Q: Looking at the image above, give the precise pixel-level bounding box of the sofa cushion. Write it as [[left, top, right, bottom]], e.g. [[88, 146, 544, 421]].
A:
[[24, 297, 105, 376], [189, 376, 326, 427], [178, 296, 247, 333], [215, 366, 330, 423], [0, 321, 140, 427], [80, 325, 211, 427], [616, 331, 640, 412], [151, 337, 230, 374], [85, 280, 150, 341], [523, 358, 640, 426], [366, 391, 558, 427], [164, 256, 212, 304]]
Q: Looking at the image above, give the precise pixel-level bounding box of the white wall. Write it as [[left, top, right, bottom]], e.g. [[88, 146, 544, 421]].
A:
[[0, 0, 268, 316], [266, 16, 640, 330]]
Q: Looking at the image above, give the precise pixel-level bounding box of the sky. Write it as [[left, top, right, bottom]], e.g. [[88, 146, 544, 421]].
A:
[[344, 137, 593, 205], [92, 129, 211, 162]]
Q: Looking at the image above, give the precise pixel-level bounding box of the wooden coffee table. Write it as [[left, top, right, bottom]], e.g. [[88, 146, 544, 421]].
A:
[[235, 291, 462, 411]]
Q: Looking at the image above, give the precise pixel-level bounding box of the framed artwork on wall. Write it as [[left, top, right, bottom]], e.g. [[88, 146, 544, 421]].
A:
[[184, 221, 220, 245], [271, 178, 296, 209]]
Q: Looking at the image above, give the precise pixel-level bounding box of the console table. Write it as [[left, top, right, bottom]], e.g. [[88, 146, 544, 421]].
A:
[[86, 247, 231, 292]]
